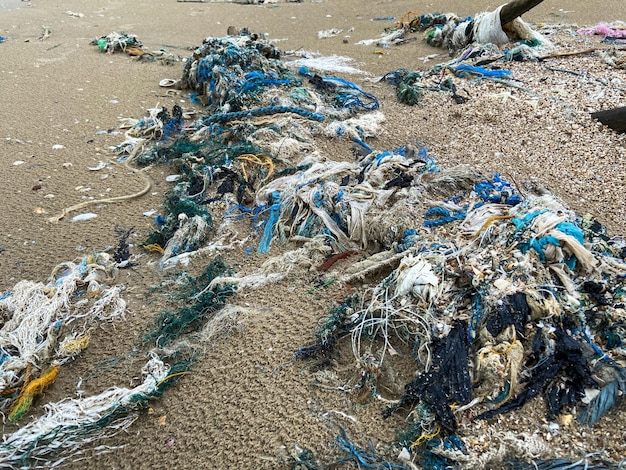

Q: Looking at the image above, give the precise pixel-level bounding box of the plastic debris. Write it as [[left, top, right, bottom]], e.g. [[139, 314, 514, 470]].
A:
[[88, 161, 107, 171], [577, 22, 626, 38], [317, 28, 343, 39], [3, 16, 625, 468], [0, 253, 126, 422], [91, 31, 144, 54], [285, 53, 368, 75], [71, 213, 98, 222]]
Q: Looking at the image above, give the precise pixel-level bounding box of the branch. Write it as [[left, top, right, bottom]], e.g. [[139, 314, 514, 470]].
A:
[[500, 0, 545, 26]]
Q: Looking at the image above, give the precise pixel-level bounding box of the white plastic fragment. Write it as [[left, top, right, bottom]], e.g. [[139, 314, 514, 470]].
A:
[[286, 54, 368, 75], [88, 161, 107, 171], [166, 174, 181, 182], [493, 278, 512, 290], [582, 388, 601, 404], [394, 256, 439, 301], [398, 447, 411, 462], [159, 78, 180, 87], [71, 213, 98, 222], [317, 28, 343, 39]]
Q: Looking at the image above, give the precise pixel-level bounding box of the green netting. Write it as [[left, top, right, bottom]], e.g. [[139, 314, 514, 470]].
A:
[[144, 258, 235, 348], [144, 188, 213, 248]]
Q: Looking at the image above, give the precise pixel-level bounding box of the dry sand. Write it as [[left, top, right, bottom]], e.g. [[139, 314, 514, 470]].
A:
[[1, 0, 625, 468]]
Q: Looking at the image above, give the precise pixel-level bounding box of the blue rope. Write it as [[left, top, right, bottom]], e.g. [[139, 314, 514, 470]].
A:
[[474, 174, 521, 205], [353, 138, 373, 154], [511, 210, 548, 230], [449, 64, 511, 80], [423, 206, 466, 227], [258, 192, 282, 254], [335, 428, 407, 469], [299, 67, 379, 111]]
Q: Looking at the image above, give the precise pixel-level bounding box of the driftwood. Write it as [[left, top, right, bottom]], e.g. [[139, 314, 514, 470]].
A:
[[500, 0, 545, 26], [591, 107, 626, 133]]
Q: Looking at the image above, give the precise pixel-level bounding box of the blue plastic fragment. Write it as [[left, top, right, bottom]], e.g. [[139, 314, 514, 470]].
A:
[[423, 206, 466, 227], [450, 64, 512, 80]]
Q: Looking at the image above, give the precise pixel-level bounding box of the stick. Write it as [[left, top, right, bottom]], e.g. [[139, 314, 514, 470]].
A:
[[539, 47, 597, 59], [499, 0, 545, 26]]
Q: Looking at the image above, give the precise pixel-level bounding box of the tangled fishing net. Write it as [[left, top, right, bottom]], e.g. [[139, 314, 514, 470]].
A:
[[105, 28, 626, 469], [0, 253, 126, 424], [358, 3, 551, 54], [4, 19, 626, 469], [291, 168, 626, 468]]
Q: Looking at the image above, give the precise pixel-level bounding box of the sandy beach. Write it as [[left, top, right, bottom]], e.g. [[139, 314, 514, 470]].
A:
[[1, 0, 625, 468]]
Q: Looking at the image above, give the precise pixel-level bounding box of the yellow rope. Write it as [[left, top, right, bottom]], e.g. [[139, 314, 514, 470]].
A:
[[240, 161, 248, 183], [9, 365, 61, 423], [489, 335, 517, 356], [60, 336, 91, 355], [143, 243, 165, 253], [156, 371, 190, 388], [398, 10, 421, 28], [410, 426, 441, 450], [473, 215, 514, 238], [236, 153, 274, 183]]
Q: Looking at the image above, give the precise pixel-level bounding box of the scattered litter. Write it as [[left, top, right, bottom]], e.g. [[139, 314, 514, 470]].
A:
[[286, 53, 369, 75], [143, 209, 158, 217], [39, 25, 51, 41], [88, 161, 108, 171], [95, 129, 120, 136], [165, 174, 181, 182], [12, 160, 25, 166], [65, 11, 84, 18], [52, 144, 65, 150], [317, 28, 343, 39], [4, 12, 626, 468], [92, 31, 144, 55], [0, 252, 125, 426], [366, 5, 551, 53], [159, 78, 181, 88], [71, 213, 98, 222], [90, 32, 183, 63], [578, 22, 626, 38]]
